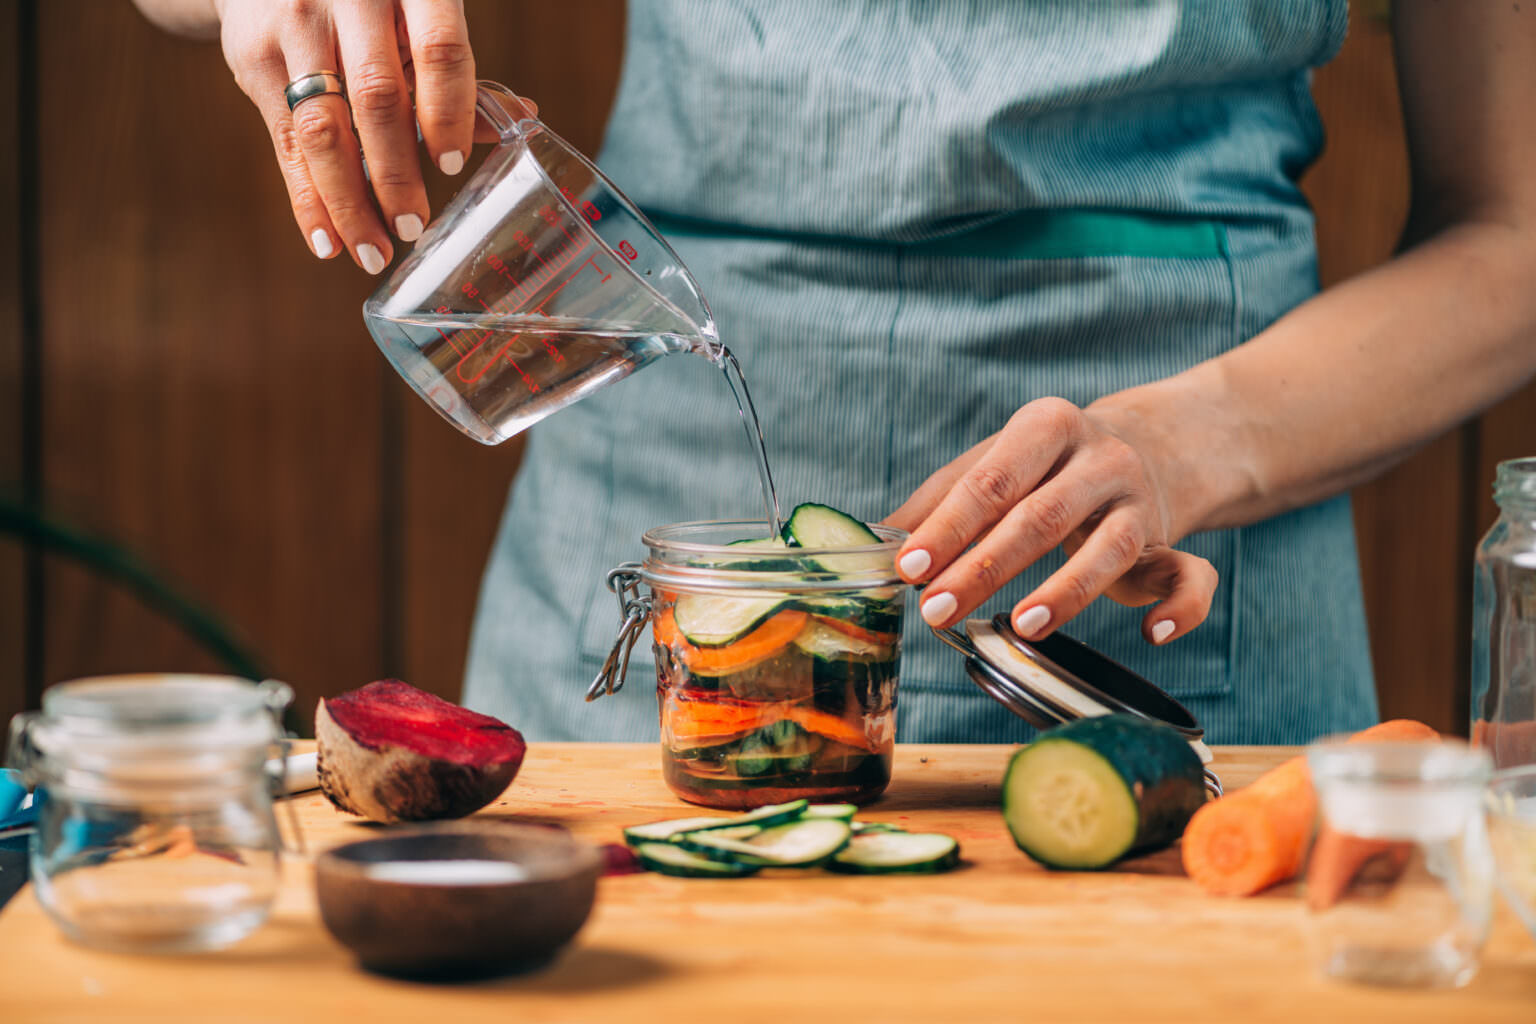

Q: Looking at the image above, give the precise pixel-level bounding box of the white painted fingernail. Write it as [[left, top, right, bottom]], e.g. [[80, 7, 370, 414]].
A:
[[898, 549, 931, 580], [310, 229, 333, 259], [920, 591, 958, 627], [1151, 619, 1176, 644], [1014, 605, 1050, 637], [357, 244, 386, 275], [394, 213, 423, 242], [439, 150, 465, 175]]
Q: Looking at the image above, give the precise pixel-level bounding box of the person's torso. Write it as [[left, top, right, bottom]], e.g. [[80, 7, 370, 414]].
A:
[[463, 0, 1377, 746]]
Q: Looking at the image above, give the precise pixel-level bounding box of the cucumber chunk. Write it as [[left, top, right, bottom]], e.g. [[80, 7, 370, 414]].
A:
[[828, 832, 961, 874], [679, 819, 853, 868], [633, 842, 762, 878], [1002, 714, 1206, 870], [673, 593, 790, 647]]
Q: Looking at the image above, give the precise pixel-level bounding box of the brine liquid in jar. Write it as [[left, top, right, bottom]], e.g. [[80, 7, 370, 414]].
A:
[[652, 588, 900, 810]]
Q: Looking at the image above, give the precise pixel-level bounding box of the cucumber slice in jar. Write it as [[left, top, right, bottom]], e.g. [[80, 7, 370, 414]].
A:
[[678, 819, 853, 868], [1002, 714, 1207, 870], [673, 593, 790, 647], [799, 596, 903, 636], [634, 842, 763, 878], [793, 618, 893, 661], [828, 832, 961, 874], [780, 503, 890, 575]]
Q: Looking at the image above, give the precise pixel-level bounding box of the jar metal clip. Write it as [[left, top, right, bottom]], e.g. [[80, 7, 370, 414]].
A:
[[587, 563, 651, 702]]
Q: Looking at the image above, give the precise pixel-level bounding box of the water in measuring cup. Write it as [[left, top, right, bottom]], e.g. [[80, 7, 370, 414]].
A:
[[367, 312, 783, 535]]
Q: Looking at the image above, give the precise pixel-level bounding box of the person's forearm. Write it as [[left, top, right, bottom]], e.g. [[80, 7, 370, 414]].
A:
[[1091, 215, 1536, 541], [130, 0, 221, 39]]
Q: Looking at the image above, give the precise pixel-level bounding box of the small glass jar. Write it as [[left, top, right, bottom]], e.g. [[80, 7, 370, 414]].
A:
[[595, 520, 908, 810], [5, 674, 292, 953], [1471, 456, 1536, 770], [1303, 738, 1495, 989]]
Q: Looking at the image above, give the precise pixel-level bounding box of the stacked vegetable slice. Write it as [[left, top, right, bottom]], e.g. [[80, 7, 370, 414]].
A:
[[623, 800, 961, 878]]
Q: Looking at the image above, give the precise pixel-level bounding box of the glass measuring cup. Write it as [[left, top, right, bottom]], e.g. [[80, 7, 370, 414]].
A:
[[364, 81, 719, 445]]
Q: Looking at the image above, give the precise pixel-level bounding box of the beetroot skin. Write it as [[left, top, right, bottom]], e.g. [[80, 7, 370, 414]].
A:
[[315, 680, 527, 823]]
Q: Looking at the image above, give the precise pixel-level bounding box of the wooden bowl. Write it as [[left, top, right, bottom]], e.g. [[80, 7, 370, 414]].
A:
[[314, 823, 602, 980]]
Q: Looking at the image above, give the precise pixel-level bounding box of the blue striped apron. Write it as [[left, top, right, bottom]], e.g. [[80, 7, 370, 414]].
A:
[[462, 0, 1379, 745]]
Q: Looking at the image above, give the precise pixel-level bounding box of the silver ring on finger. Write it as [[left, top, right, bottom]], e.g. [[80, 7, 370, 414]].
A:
[[284, 71, 347, 112]]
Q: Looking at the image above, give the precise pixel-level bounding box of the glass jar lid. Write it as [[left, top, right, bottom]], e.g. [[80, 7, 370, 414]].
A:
[[13, 675, 292, 795]]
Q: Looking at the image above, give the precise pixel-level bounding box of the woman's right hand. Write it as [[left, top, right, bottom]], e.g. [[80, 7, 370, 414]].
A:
[[214, 0, 479, 273]]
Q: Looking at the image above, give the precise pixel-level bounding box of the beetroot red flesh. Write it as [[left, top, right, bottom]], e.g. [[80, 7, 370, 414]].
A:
[[322, 680, 525, 766]]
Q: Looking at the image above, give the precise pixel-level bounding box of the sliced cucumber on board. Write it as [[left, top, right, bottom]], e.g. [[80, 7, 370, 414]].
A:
[[800, 803, 859, 821], [1002, 714, 1206, 871], [633, 842, 762, 878], [780, 503, 890, 575], [623, 816, 738, 846], [828, 832, 961, 874], [620, 802, 955, 878], [673, 593, 790, 647], [697, 799, 810, 829], [678, 819, 853, 868]]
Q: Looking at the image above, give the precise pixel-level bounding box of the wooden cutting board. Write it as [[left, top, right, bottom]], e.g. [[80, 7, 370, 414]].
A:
[[0, 743, 1531, 1023]]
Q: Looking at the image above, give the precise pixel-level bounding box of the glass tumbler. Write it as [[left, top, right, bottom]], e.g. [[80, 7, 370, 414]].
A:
[[1303, 739, 1495, 988], [6, 675, 292, 953], [1471, 456, 1536, 769]]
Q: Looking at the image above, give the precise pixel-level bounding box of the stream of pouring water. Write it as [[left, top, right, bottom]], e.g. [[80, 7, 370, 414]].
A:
[[714, 345, 784, 539]]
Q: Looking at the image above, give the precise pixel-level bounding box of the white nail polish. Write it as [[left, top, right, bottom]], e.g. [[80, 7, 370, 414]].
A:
[[1014, 605, 1050, 637], [310, 229, 333, 259], [394, 214, 424, 242], [920, 592, 958, 627], [1151, 619, 1176, 644], [357, 243, 386, 275], [439, 150, 465, 175], [898, 549, 931, 580]]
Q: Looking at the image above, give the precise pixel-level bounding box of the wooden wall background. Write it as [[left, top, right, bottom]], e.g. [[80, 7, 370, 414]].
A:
[[0, 1, 1530, 737]]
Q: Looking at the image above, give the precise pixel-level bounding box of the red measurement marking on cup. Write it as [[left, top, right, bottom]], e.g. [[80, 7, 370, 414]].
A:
[[431, 304, 467, 358]]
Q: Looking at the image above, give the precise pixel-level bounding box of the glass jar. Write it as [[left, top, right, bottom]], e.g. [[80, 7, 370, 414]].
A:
[[1303, 738, 1495, 988], [594, 520, 908, 809], [5, 674, 292, 953], [1471, 456, 1536, 770]]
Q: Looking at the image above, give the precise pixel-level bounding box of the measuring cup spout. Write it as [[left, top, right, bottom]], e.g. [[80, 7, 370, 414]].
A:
[[473, 81, 536, 141]]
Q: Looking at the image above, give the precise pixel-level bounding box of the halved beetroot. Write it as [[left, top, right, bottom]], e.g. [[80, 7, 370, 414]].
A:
[[315, 680, 527, 823]]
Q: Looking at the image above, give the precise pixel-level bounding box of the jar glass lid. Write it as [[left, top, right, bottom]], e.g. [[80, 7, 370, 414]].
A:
[[42, 675, 284, 730]]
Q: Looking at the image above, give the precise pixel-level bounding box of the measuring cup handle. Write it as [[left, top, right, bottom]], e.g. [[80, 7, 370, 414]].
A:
[[474, 80, 537, 140]]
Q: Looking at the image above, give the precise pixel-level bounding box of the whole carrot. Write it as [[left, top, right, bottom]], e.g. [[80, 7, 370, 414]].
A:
[[1180, 719, 1439, 897]]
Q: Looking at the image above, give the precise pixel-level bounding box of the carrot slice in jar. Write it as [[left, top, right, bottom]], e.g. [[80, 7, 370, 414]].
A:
[[656, 609, 809, 676]]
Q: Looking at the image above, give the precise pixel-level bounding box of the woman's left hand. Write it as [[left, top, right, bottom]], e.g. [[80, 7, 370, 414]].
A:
[[885, 397, 1217, 645]]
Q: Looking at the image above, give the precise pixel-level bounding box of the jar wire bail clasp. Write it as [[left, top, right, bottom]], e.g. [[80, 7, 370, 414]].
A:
[[587, 562, 652, 702]]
